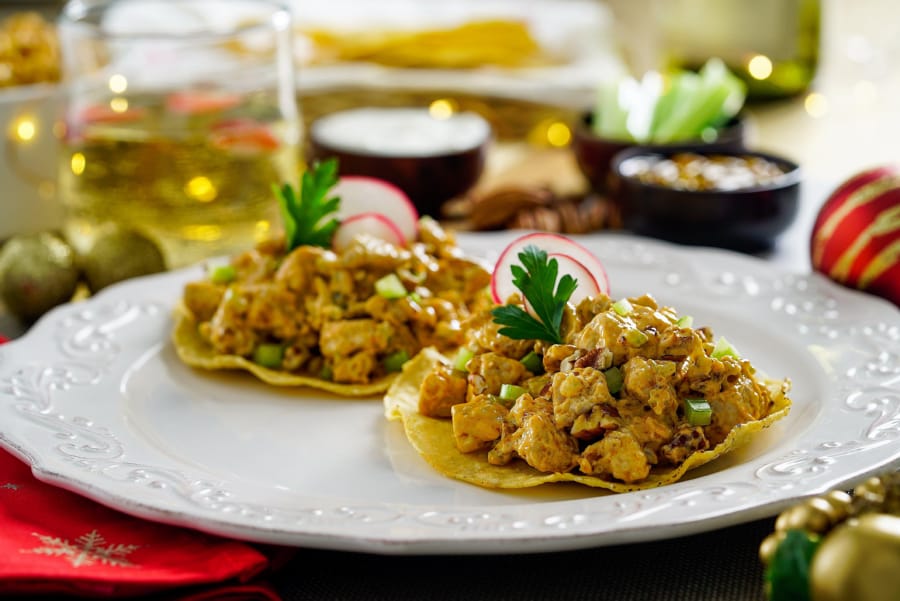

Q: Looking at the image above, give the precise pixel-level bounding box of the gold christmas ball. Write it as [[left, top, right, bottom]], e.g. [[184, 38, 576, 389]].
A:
[[775, 501, 830, 534], [759, 531, 786, 565], [810, 514, 900, 601]]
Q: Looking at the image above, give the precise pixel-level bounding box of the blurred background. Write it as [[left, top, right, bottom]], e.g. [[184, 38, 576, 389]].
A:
[[0, 0, 896, 325], [0, 0, 895, 221]]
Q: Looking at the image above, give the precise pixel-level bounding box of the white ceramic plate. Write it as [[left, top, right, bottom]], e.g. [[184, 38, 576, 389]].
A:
[[1, 232, 899, 555]]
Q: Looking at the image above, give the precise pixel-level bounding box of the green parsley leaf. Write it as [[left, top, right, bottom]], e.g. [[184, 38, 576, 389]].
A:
[[272, 158, 341, 250], [490, 245, 577, 344]]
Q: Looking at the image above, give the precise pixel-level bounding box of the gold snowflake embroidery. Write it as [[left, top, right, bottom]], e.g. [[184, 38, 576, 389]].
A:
[[22, 530, 140, 567]]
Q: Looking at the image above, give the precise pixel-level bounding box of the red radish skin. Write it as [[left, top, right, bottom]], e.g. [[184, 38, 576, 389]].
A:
[[492, 233, 610, 305], [208, 119, 280, 154], [332, 176, 419, 243], [66, 105, 148, 143], [166, 91, 241, 115], [549, 253, 601, 305], [77, 104, 148, 124], [332, 212, 406, 252]]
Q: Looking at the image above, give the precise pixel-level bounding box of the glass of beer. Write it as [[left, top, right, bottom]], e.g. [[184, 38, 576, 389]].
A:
[[57, 0, 301, 268]]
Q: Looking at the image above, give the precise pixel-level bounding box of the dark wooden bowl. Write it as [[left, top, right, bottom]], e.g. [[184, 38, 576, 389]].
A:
[[307, 108, 491, 218], [609, 146, 801, 253]]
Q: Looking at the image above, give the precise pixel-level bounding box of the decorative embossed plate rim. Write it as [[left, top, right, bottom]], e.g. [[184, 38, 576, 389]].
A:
[[1, 231, 899, 555]]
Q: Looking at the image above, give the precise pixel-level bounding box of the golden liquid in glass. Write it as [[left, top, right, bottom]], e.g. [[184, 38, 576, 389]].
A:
[[59, 93, 300, 268]]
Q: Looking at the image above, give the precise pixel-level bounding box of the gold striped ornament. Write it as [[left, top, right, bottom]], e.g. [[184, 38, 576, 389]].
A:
[[811, 165, 900, 305]]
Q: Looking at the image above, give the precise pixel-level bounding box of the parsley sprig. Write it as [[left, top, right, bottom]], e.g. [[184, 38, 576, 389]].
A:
[[272, 158, 340, 249], [491, 245, 577, 344]]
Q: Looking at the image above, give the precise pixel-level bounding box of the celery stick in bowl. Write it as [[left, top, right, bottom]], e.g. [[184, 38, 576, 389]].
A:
[[571, 58, 747, 193]]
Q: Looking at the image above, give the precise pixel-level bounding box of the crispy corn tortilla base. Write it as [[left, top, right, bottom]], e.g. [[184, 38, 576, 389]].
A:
[[171, 302, 394, 396], [384, 347, 792, 492]]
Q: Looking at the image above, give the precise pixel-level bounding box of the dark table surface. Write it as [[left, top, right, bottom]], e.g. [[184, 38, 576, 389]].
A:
[[271, 516, 775, 601]]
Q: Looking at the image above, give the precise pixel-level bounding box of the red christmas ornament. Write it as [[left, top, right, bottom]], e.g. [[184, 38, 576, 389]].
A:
[[810, 165, 900, 306]]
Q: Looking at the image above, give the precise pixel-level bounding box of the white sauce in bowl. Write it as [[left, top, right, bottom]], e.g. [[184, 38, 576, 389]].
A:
[[310, 107, 491, 158]]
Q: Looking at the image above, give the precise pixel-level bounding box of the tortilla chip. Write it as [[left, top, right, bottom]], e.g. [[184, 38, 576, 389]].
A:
[[384, 348, 792, 492], [172, 302, 394, 396]]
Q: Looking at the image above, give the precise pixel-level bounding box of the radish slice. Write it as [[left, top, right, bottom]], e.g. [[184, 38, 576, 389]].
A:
[[332, 176, 419, 243], [491, 233, 610, 305], [332, 212, 405, 252], [208, 119, 280, 154], [521, 253, 601, 315], [166, 91, 241, 115], [550, 252, 602, 304]]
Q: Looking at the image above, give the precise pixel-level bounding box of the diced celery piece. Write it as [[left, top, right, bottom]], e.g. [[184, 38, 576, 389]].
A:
[[684, 398, 713, 426], [604, 366, 624, 395], [210, 264, 236, 284], [612, 298, 634, 316], [486, 393, 504, 405], [252, 343, 283, 368], [319, 364, 333, 381], [499, 383, 527, 401], [675, 315, 694, 328], [625, 328, 648, 347], [520, 351, 544, 374], [712, 336, 740, 359], [453, 347, 475, 373], [375, 273, 407, 299], [383, 350, 409, 373]]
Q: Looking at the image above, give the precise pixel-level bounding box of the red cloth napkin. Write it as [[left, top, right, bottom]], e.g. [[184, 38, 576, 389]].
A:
[[0, 447, 291, 600], [0, 336, 292, 600]]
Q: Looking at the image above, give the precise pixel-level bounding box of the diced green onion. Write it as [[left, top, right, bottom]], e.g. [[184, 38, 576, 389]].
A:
[[252, 343, 283, 368], [684, 398, 712, 426], [675, 315, 694, 328], [453, 347, 475, 372], [499, 383, 527, 401], [383, 350, 409, 373], [625, 328, 648, 347], [612, 298, 634, 316], [604, 366, 624, 395], [711, 336, 740, 359], [375, 273, 407, 299], [520, 351, 544, 374], [409, 292, 423, 303], [210, 264, 236, 285]]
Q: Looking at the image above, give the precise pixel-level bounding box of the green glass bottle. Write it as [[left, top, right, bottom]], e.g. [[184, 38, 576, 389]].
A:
[[656, 0, 821, 100]]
